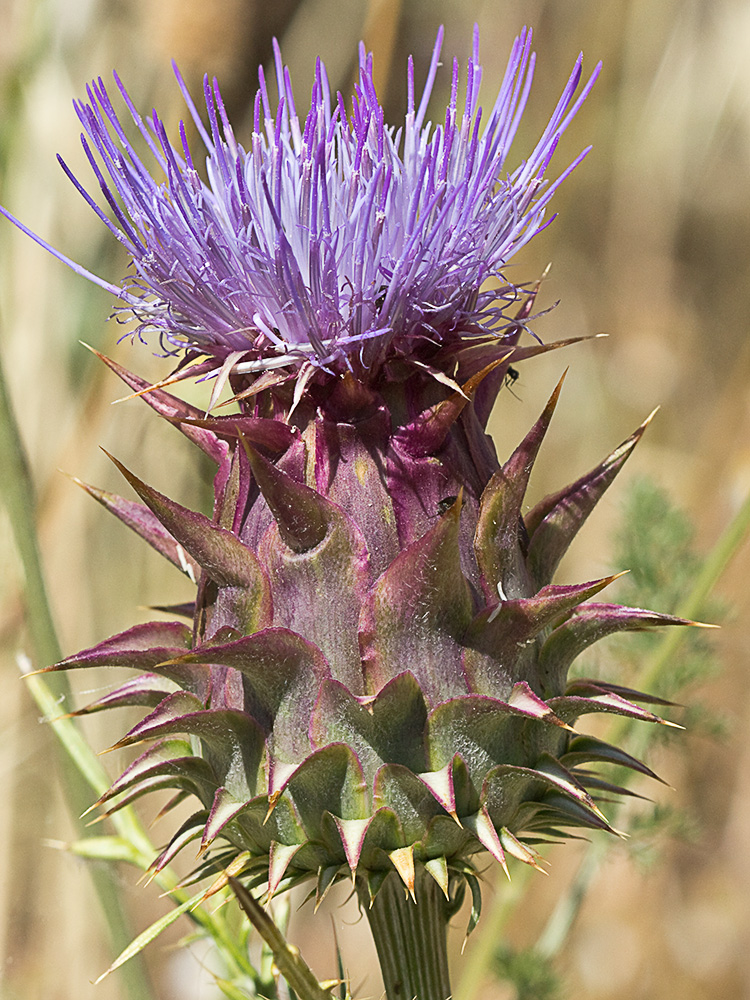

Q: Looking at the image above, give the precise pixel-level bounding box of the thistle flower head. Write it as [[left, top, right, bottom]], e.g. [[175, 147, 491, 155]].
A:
[[9, 26, 598, 394], [5, 31, 688, 981]]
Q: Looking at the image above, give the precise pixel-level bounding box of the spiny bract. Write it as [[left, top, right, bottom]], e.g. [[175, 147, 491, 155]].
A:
[[34, 28, 687, 913]]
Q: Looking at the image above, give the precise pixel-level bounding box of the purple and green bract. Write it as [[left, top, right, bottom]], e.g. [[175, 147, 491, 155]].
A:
[[10, 25, 688, 993]]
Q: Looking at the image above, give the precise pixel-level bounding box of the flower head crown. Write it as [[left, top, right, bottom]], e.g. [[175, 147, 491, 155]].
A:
[[5, 26, 599, 395]]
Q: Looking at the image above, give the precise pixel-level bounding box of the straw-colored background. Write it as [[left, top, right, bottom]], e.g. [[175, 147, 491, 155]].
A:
[[1, 0, 748, 997]]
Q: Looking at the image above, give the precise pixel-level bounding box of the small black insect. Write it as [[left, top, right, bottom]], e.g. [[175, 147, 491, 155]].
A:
[[504, 366, 521, 398], [437, 495, 459, 516]]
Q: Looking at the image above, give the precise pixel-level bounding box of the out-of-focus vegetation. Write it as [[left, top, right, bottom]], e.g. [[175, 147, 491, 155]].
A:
[[1, 1, 749, 998]]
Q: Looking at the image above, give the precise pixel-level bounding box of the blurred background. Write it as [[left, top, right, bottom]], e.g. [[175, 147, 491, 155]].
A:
[[1, 0, 749, 997]]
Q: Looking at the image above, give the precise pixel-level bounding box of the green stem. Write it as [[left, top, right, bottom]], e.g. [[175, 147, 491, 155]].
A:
[[611, 484, 750, 746], [0, 352, 61, 668], [537, 487, 750, 960], [534, 849, 600, 960], [229, 878, 332, 1000], [359, 869, 452, 1000], [0, 349, 155, 1000], [25, 666, 260, 983]]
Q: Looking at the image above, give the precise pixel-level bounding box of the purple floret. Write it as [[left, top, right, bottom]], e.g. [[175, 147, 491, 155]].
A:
[[1, 26, 600, 383]]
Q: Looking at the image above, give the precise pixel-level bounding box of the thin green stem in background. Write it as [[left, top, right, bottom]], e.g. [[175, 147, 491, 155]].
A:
[[453, 866, 534, 1000], [0, 353, 62, 668], [23, 663, 261, 985], [0, 346, 156, 1000], [610, 485, 750, 745], [534, 486, 750, 961], [456, 485, 750, 999]]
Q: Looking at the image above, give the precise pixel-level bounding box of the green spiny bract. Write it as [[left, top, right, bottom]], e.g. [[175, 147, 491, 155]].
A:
[[54, 349, 685, 910]]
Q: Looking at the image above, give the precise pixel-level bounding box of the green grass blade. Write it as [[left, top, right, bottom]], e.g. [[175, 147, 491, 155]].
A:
[[0, 348, 157, 1000], [215, 979, 255, 1000], [22, 661, 112, 796], [0, 349, 62, 666], [93, 889, 206, 984]]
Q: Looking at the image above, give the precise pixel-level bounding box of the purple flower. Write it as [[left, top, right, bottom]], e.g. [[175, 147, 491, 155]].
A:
[[3, 26, 599, 390]]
